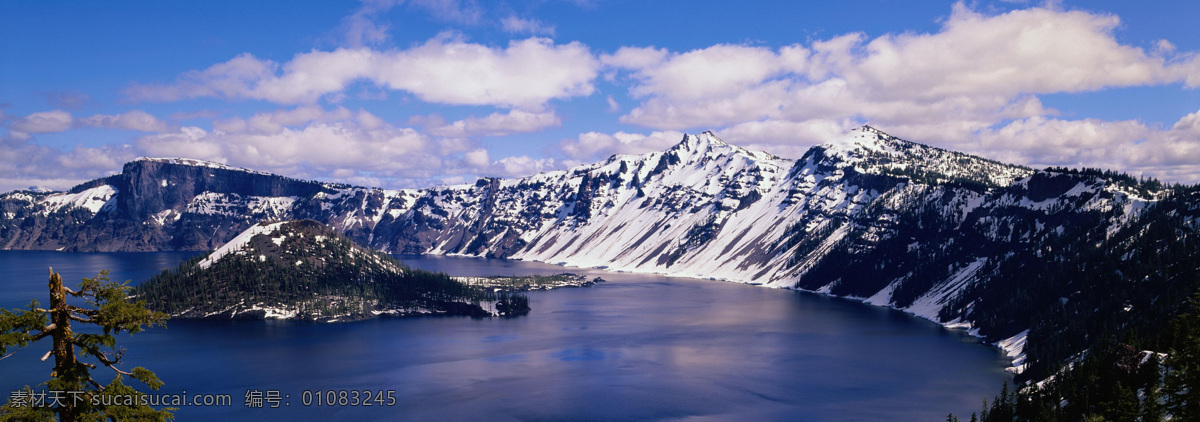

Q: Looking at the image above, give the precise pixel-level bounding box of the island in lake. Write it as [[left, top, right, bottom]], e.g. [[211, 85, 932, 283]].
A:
[[134, 219, 567, 322]]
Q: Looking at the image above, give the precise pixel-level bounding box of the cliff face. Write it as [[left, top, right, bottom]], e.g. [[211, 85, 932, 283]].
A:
[[0, 158, 335, 251], [111, 159, 329, 221]]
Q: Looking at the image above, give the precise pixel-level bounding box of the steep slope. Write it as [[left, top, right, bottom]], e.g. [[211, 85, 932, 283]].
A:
[[135, 219, 528, 321]]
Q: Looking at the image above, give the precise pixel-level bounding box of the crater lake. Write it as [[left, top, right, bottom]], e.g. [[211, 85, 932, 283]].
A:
[[0, 251, 1009, 421]]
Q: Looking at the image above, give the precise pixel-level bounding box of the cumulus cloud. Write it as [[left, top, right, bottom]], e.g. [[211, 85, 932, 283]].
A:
[[0, 133, 137, 192], [81, 110, 172, 132], [969, 112, 1200, 181], [463, 148, 491, 169], [213, 106, 343, 134], [136, 110, 436, 178], [121, 105, 526, 188], [13, 2, 1200, 190], [610, 44, 796, 101], [599, 2, 1200, 184], [338, 0, 398, 47], [484, 155, 562, 178], [609, 3, 1194, 131], [428, 109, 560, 138], [558, 130, 685, 161], [127, 36, 599, 109], [9, 110, 74, 134], [124, 54, 277, 103], [0, 105, 493, 191], [834, 4, 1178, 100], [718, 119, 854, 158]]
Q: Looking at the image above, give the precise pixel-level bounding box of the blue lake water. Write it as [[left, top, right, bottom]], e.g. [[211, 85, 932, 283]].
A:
[[0, 251, 1008, 421]]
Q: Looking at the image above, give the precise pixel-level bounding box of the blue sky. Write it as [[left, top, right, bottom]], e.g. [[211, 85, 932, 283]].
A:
[[2, 0, 1198, 191]]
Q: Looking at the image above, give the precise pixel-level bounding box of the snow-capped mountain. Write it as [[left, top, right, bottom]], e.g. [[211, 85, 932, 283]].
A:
[[3, 126, 1198, 379]]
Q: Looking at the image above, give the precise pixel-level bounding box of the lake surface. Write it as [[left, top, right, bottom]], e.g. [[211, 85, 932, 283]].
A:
[[0, 251, 1008, 421]]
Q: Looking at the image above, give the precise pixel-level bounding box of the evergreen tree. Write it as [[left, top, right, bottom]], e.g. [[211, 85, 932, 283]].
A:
[[0, 269, 172, 421], [1165, 292, 1200, 419], [1142, 381, 1164, 422]]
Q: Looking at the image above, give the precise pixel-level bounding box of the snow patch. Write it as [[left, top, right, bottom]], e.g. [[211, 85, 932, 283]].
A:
[[197, 222, 285, 269], [998, 329, 1030, 374], [40, 185, 117, 215]]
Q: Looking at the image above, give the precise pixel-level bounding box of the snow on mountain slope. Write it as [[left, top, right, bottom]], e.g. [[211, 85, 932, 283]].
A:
[[0, 127, 1177, 362], [37, 185, 118, 215], [197, 221, 286, 269]]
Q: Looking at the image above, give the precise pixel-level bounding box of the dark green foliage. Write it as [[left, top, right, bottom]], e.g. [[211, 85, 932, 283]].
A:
[[467, 273, 598, 291], [1043, 166, 1165, 198], [954, 186, 1200, 383], [0, 270, 173, 421], [785, 171, 1200, 420], [1164, 293, 1200, 419], [135, 220, 529, 320], [958, 290, 1200, 421]]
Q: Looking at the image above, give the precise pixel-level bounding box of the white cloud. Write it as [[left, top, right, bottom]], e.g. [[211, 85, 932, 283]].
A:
[[485, 155, 561, 178], [9, 110, 73, 134], [610, 3, 1194, 132], [124, 53, 277, 103], [372, 36, 598, 108], [429, 109, 560, 138], [718, 119, 853, 158], [213, 106, 344, 134], [601, 46, 668, 70], [598, 2, 1200, 184], [338, 0, 400, 47], [137, 122, 430, 176], [606, 96, 619, 112], [0, 133, 137, 192], [130, 106, 500, 184], [620, 80, 790, 129], [619, 44, 792, 101], [970, 113, 1200, 179], [463, 148, 491, 168], [501, 16, 555, 36], [81, 110, 172, 132], [837, 4, 1177, 100], [559, 130, 685, 160], [127, 36, 599, 109]]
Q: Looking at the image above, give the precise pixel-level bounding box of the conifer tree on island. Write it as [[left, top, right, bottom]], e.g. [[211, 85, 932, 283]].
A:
[[0, 269, 173, 421]]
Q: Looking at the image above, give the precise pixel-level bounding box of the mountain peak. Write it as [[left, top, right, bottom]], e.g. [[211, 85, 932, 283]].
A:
[[810, 125, 1033, 188], [858, 124, 890, 137], [672, 131, 729, 153], [819, 125, 901, 158]]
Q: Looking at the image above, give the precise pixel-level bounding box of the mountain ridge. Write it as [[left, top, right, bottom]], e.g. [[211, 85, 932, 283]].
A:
[[2, 126, 1196, 381]]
